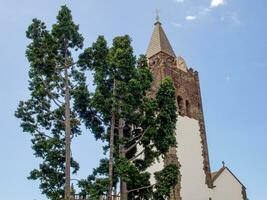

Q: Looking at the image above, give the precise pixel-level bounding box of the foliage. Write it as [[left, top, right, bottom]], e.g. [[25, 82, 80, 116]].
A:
[[76, 35, 179, 199], [78, 159, 111, 200], [15, 5, 85, 200], [16, 5, 180, 200], [153, 164, 180, 200]]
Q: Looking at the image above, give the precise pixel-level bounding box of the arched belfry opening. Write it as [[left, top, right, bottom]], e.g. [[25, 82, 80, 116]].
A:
[[177, 96, 184, 115], [185, 100, 191, 117]]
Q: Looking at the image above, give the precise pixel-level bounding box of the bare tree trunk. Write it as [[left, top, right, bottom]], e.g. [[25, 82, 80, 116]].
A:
[[119, 118, 127, 200], [108, 81, 116, 200], [64, 39, 71, 200]]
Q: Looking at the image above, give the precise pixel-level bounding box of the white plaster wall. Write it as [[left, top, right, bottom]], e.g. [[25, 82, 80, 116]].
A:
[[146, 156, 164, 184], [211, 169, 243, 200], [136, 143, 165, 185], [143, 115, 244, 200], [176, 116, 211, 200]]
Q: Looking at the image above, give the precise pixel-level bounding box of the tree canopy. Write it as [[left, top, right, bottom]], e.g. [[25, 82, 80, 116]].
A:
[[76, 35, 179, 200], [16, 5, 180, 200], [15, 5, 85, 200]]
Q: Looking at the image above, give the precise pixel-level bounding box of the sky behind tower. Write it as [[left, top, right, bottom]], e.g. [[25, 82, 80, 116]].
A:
[[0, 0, 266, 199]]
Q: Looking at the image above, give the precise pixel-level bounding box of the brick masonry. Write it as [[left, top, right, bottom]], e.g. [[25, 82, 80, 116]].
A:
[[147, 51, 214, 199]]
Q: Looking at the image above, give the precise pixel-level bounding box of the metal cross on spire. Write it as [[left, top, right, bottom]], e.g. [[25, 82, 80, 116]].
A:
[[156, 9, 160, 22]]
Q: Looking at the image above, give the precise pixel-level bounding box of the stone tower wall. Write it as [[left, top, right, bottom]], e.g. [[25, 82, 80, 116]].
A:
[[147, 52, 213, 199]]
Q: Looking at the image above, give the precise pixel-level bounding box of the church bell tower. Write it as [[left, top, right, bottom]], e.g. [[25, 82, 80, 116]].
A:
[[145, 15, 248, 199], [146, 19, 213, 199]]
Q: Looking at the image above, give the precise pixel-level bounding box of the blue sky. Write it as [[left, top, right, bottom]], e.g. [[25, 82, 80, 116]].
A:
[[0, 0, 266, 199]]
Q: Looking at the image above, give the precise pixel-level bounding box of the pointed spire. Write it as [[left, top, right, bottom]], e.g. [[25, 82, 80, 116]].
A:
[[146, 18, 176, 59]]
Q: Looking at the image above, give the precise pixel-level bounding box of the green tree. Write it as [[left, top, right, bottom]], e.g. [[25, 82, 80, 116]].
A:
[[15, 6, 86, 200], [75, 35, 179, 200]]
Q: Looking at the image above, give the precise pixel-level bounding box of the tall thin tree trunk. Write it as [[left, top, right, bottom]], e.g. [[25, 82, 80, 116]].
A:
[[64, 39, 71, 200], [119, 118, 127, 200], [108, 80, 116, 200]]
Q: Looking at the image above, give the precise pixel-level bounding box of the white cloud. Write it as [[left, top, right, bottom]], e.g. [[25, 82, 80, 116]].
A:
[[182, 0, 228, 24], [172, 22, 182, 27], [211, 0, 225, 8], [185, 15, 197, 21], [174, 0, 185, 3]]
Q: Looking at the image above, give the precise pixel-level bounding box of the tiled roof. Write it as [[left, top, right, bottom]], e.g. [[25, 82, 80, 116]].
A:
[[211, 167, 246, 188], [146, 22, 176, 58]]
